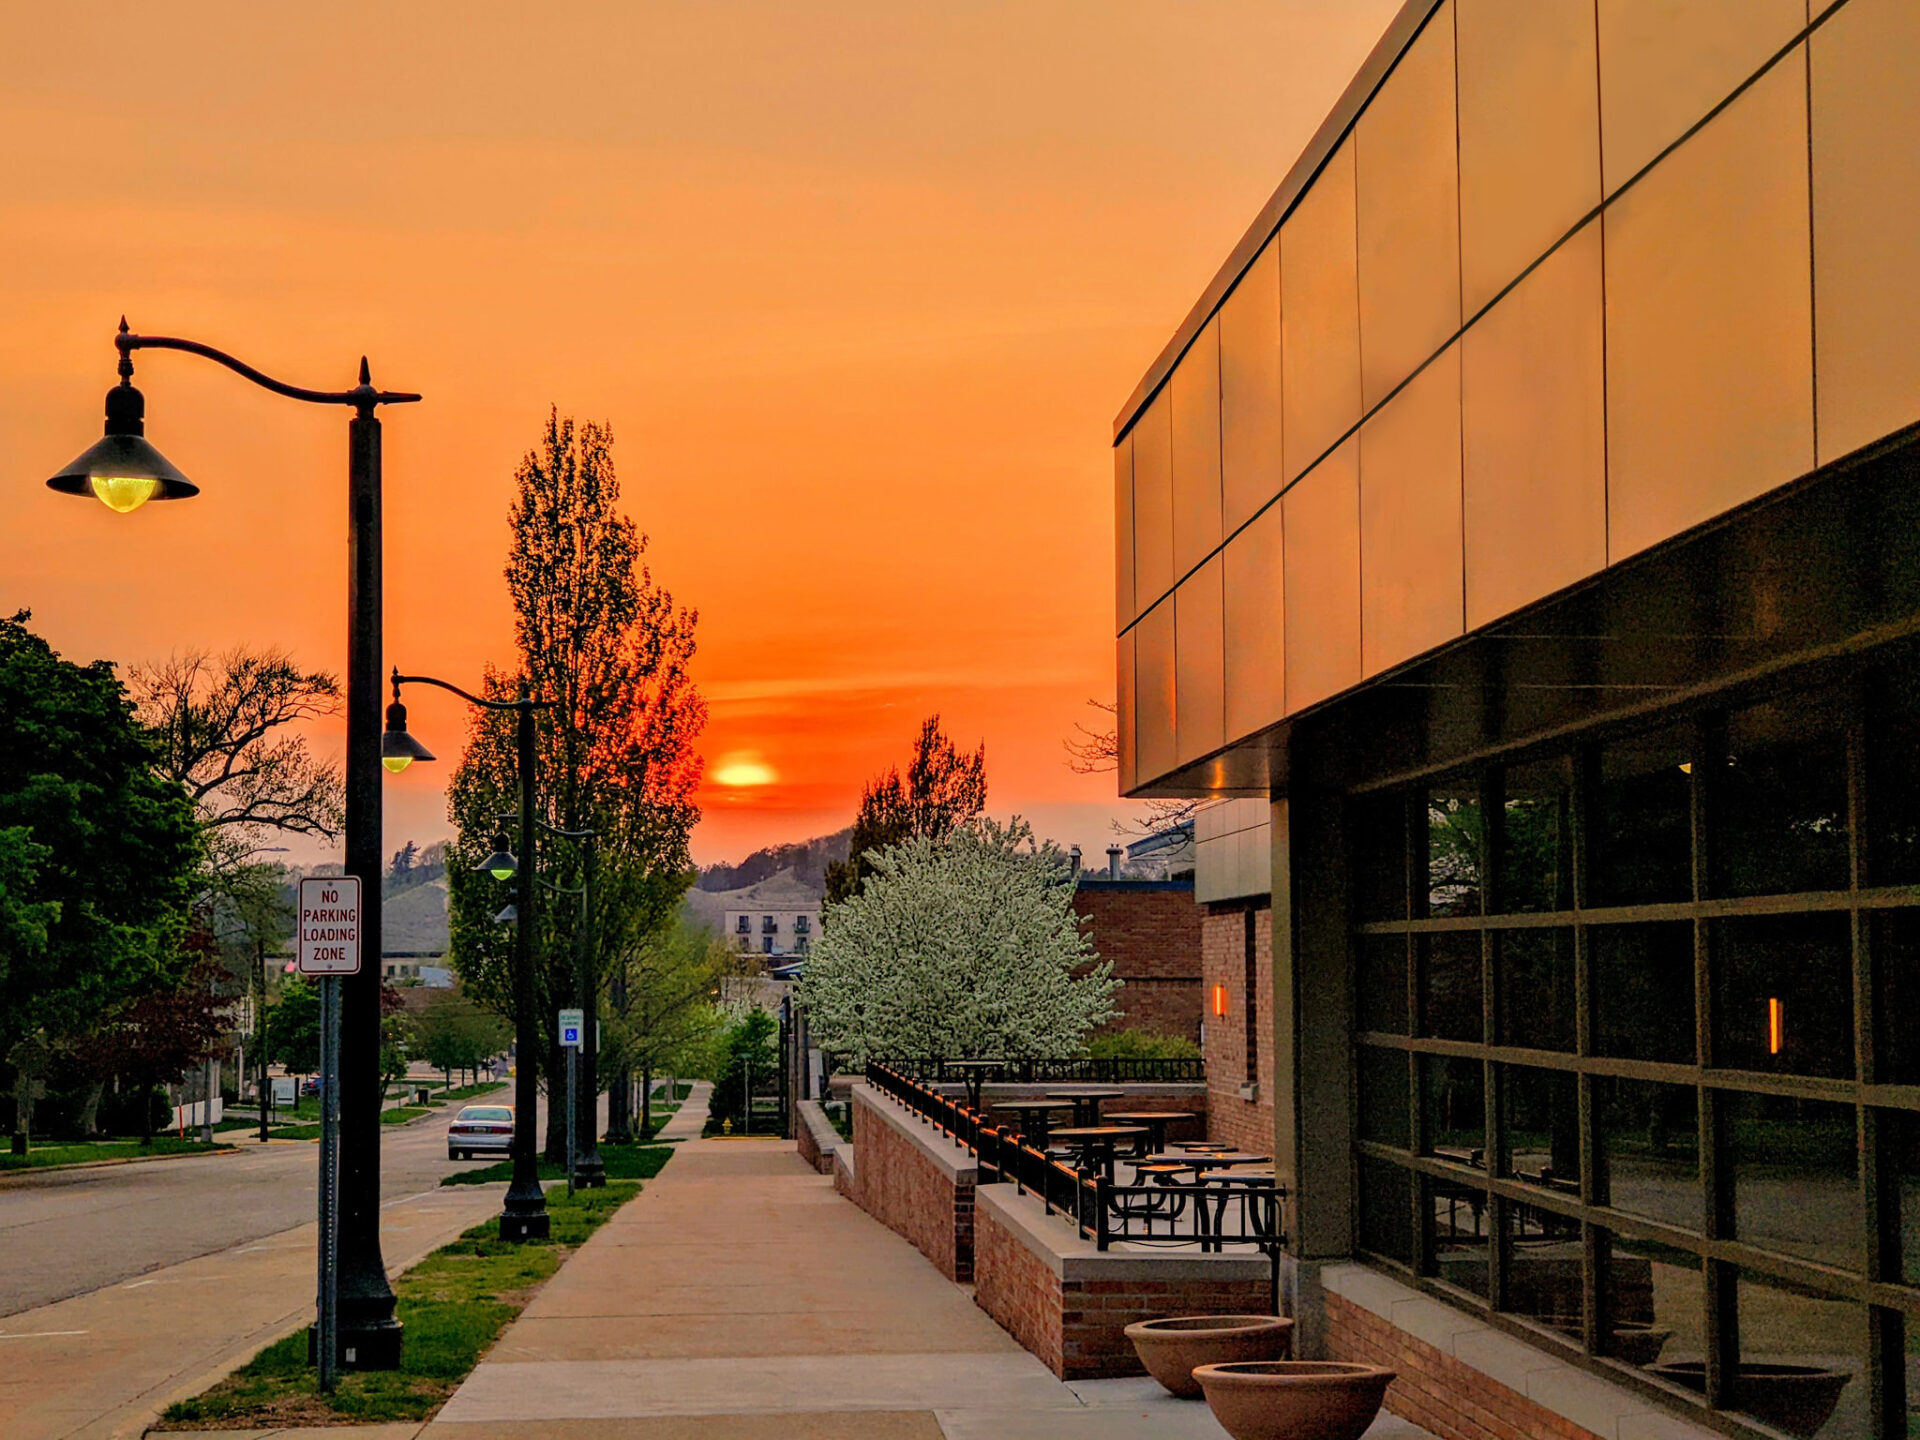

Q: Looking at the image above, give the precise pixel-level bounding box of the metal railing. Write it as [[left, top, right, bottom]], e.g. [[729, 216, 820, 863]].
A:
[[864, 1062, 1284, 1308], [875, 1055, 1204, 1084]]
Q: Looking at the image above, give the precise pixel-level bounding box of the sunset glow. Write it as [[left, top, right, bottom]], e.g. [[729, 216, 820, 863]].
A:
[[0, 1, 1398, 865]]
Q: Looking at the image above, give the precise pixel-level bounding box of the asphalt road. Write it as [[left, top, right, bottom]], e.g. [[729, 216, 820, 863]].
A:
[[0, 1093, 510, 1318]]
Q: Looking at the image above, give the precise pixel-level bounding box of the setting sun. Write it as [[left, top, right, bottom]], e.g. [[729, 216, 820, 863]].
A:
[[712, 754, 777, 789]]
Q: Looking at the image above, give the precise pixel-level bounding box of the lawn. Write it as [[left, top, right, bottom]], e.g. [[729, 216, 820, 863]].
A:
[[155, 1173, 653, 1429], [440, 1142, 675, 1187], [0, 1137, 229, 1171]]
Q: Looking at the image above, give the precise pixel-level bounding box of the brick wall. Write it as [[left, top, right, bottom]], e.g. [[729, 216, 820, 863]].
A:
[[1073, 881, 1202, 1041], [795, 1099, 840, 1175], [1327, 1292, 1606, 1440], [849, 1085, 977, 1281], [973, 1186, 1273, 1380], [1200, 901, 1275, 1154]]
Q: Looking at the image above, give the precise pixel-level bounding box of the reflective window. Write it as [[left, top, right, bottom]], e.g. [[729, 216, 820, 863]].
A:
[[1881, 1109, 1920, 1288], [1867, 654, 1920, 887], [1713, 696, 1850, 899], [1727, 1092, 1861, 1273], [1353, 792, 1410, 923], [1590, 723, 1693, 907], [1427, 1174, 1491, 1298], [1359, 1045, 1411, 1149], [1421, 931, 1484, 1043], [1591, 923, 1695, 1066], [1730, 1271, 1868, 1440], [1875, 909, 1920, 1087], [1424, 1054, 1486, 1159], [1425, 786, 1484, 918], [1714, 914, 1854, 1080], [1358, 934, 1411, 1036], [1501, 1065, 1580, 1193], [1599, 1233, 1705, 1381], [1358, 1155, 1414, 1266], [1597, 1078, 1699, 1232], [1500, 756, 1574, 913], [1497, 929, 1575, 1053], [1499, 1201, 1583, 1340]]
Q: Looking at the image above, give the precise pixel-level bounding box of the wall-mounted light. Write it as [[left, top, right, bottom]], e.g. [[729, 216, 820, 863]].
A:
[[1768, 997, 1784, 1056], [1212, 984, 1228, 1018]]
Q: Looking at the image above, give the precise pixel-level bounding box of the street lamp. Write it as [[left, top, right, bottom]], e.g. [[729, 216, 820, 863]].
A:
[[43, 319, 417, 1371], [385, 669, 551, 1240]]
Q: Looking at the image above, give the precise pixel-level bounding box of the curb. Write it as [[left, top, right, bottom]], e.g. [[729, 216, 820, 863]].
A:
[[0, 1143, 239, 1187]]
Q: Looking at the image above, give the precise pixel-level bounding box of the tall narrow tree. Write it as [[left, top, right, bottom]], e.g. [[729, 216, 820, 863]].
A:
[[824, 715, 986, 903], [447, 410, 705, 1160]]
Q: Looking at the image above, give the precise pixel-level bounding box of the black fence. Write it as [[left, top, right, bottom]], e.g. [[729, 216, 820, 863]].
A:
[[876, 1056, 1205, 1084], [864, 1062, 1284, 1307]]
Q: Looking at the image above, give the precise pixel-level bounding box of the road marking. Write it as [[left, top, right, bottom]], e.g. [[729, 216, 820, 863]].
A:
[[0, 1330, 88, 1339], [382, 1190, 436, 1208], [123, 1280, 157, 1289]]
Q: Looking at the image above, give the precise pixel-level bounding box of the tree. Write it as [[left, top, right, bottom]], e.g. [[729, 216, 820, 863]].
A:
[[1064, 698, 1198, 840], [799, 818, 1118, 1066], [823, 715, 987, 903], [266, 975, 322, 1077], [73, 954, 229, 1143], [705, 1009, 777, 1132], [131, 647, 344, 875], [446, 410, 706, 1161], [0, 612, 202, 1059], [412, 991, 510, 1086], [600, 915, 730, 1139]]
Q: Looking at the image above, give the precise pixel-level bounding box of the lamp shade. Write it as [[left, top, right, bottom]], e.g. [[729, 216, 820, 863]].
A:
[[46, 383, 199, 513], [493, 903, 519, 926], [381, 698, 435, 773], [476, 833, 518, 881]]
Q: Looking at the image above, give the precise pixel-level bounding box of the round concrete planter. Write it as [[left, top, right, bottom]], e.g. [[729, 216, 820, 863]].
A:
[[1611, 1323, 1673, 1367], [1193, 1360, 1395, 1440], [1123, 1315, 1293, 1398], [1649, 1361, 1851, 1438]]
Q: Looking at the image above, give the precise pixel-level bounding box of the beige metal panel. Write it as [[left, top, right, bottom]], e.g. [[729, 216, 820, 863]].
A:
[[1172, 322, 1224, 579], [1176, 557, 1227, 768], [1114, 435, 1135, 630], [1604, 51, 1814, 563], [1360, 346, 1466, 676], [1133, 388, 1175, 608], [1221, 240, 1285, 536], [1812, 0, 1920, 463], [1282, 438, 1362, 713], [1135, 599, 1177, 785], [1224, 498, 1287, 743], [1357, 0, 1462, 411], [1456, 0, 1602, 318], [1116, 632, 1137, 795], [1282, 139, 1363, 483], [1597, 0, 1808, 197], [1462, 221, 1607, 630]]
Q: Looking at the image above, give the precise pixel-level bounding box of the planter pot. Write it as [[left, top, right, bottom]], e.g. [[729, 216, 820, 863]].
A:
[[1611, 1324, 1673, 1367], [1650, 1362, 1851, 1438], [1123, 1314, 1293, 1398], [1193, 1360, 1395, 1440]]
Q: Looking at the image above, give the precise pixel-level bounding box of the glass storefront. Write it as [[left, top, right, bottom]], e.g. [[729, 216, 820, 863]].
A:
[[1350, 661, 1920, 1439]]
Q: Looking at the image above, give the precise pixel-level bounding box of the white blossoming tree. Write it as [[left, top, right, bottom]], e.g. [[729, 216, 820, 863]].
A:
[[796, 817, 1119, 1066]]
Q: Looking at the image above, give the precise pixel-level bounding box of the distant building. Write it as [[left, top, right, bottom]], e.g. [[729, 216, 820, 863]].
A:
[[715, 872, 822, 958], [1071, 838, 1201, 1042]]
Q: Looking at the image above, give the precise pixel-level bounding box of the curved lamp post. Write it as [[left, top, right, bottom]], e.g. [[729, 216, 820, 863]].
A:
[[385, 669, 553, 1240], [44, 319, 419, 1371]]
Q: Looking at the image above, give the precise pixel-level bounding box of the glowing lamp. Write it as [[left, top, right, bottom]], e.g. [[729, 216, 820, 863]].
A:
[[1212, 984, 1229, 1018], [45, 373, 199, 513], [380, 693, 435, 773], [1768, 997, 1784, 1056], [476, 833, 518, 882]]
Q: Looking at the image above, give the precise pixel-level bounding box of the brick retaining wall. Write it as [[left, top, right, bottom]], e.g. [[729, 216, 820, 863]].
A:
[[795, 1098, 841, 1176], [849, 1083, 978, 1281], [973, 1184, 1273, 1380]]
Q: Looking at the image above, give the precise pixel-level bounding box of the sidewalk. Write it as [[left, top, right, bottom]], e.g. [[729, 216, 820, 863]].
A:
[[420, 1127, 1434, 1440]]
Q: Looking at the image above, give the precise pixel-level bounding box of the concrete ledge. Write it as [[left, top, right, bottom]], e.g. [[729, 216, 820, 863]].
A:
[[975, 1183, 1270, 1285], [1321, 1262, 1722, 1440], [853, 1083, 980, 1182], [795, 1099, 843, 1175]]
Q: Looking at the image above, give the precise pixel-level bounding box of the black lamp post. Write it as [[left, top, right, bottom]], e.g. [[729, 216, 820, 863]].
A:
[[384, 670, 551, 1240], [44, 320, 418, 1370]]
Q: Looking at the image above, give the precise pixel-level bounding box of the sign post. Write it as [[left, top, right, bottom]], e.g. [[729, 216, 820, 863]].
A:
[[559, 1008, 583, 1196], [298, 877, 362, 1390]]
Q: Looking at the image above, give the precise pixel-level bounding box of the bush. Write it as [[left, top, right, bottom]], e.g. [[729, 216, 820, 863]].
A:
[[1085, 1028, 1201, 1061], [98, 1084, 173, 1136], [707, 1011, 778, 1127]]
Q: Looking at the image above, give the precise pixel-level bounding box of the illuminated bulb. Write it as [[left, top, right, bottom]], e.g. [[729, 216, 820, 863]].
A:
[[1768, 997, 1784, 1056], [382, 754, 414, 774], [90, 474, 160, 513], [1212, 984, 1228, 1017]]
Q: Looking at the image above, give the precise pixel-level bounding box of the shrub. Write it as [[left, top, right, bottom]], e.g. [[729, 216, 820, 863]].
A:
[[1085, 1028, 1200, 1061]]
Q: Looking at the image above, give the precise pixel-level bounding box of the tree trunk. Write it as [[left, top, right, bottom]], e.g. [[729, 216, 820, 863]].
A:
[[542, 1036, 567, 1163], [605, 1062, 632, 1144], [640, 1064, 653, 1138], [77, 1080, 103, 1138]]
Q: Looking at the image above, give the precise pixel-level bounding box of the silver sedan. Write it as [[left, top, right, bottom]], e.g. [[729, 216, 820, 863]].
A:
[[447, 1103, 515, 1161]]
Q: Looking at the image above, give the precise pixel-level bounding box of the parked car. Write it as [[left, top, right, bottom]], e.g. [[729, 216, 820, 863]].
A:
[[447, 1104, 514, 1161]]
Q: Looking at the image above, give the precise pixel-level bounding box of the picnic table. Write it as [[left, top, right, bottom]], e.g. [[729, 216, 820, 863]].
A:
[[987, 1099, 1074, 1148], [1049, 1124, 1148, 1179], [942, 1059, 1004, 1112], [1103, 1110, 1192, 1154], [1045, 1087, 1125, 1127], [1173, 1141, 1235, 1153]]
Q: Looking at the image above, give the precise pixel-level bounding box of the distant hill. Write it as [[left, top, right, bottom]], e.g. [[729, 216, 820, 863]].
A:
[[696, 828, 850, 895]]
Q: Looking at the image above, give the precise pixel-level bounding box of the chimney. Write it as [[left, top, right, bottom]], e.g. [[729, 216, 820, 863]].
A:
[[1069, 844, 1082, 875], [1106, 845, 1123, 880]]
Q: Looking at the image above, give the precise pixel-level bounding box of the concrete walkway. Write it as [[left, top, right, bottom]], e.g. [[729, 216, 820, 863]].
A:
[[422, 1133, 1433, 1440]]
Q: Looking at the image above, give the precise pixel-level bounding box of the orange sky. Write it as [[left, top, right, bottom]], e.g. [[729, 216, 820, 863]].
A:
[[0, 1, 1396, 867]]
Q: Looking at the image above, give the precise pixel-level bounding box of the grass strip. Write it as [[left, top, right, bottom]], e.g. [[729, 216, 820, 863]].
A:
[[440, 1142, 673, 1187], [0, 1137, 231, 1171], [155, 1172, 650, 1429], [381, 1106, 429, 1126]]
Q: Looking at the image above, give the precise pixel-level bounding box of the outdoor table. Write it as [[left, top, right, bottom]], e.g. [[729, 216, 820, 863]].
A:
[[1103, 1110, 1192, 1154], [1045, 1087, 1126, 1127], [943, 1059, 1004, 1113], [1177, 1152, 1271, 1174], [987, 1099, 1075, 1148], [1174, 1141, 1235, 1153], [1191, 1167, 1282, 1250], [1049, 1124, 1149, 1179]]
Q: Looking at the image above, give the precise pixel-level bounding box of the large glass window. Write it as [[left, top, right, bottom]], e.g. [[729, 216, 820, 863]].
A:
[[1350, 678, 1917, 1438]]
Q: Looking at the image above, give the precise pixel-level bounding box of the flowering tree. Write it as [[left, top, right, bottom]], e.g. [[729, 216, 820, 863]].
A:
[[798, 818, 1118, 1066]]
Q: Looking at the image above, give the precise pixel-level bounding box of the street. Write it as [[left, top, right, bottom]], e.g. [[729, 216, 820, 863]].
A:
[[0, 1090, 581, 1440]]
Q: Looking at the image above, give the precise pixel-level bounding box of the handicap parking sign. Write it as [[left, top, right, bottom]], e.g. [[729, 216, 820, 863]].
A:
[[559, 1007, 584, 1048]]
